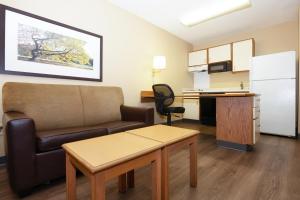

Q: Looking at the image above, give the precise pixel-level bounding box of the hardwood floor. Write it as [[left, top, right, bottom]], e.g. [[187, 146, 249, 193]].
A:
[[1, 121, 300, 200], [175, 121, 216, 136]]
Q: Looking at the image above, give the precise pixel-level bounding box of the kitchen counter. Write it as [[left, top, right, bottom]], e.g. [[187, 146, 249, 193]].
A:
[[140, 90, 260, 151], [182, 87, 250, 93], [140, 90, 256, 102], [216, 95, 260, 151], [182, 93, 256, 97]]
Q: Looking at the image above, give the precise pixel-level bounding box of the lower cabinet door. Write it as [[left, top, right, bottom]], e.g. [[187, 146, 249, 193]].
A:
[[183, 98, 200, 120]]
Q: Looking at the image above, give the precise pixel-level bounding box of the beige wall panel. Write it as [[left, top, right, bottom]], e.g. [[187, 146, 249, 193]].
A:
[[0, 0, 193, 156]]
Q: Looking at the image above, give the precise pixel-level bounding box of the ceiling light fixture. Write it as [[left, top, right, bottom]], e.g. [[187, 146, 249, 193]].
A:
[[180, 0, 251, 27]]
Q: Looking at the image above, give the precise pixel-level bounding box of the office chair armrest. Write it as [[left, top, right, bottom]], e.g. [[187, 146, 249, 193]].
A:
[[120, 105, 154, 125]]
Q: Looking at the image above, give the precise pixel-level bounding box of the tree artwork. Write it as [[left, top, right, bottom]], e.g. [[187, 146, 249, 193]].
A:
[[17, 23, 93, 70]]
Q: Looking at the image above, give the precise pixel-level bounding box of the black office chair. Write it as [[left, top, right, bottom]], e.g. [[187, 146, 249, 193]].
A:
[[152, 84, 185, 126]]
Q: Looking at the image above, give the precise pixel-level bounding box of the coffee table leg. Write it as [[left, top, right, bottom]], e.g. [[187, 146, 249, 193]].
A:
[[127, 170, 135, 188], [91, 173, 105, 200], [66, 154, 76, 200], [190, 136, 198, 187], [118, 173, 127, 193], [152, 150, 161, 200], [161, 148, 169, 200]]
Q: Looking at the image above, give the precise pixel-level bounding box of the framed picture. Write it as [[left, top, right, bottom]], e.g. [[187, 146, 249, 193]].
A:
[[0, 4, 103, 81]]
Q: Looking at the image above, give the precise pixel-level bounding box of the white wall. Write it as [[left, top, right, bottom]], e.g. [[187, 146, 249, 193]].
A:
[[0, 0, 193, 156], [0, 0, 193, 122], [193, 20, 299, 89]]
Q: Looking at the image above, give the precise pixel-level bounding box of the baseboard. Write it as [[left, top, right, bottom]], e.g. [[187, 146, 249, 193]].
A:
[[217, 140, 253, 152], [260, 132, 298, 139], [156, 119, 184, 125], [182, 119, 200, 123], [0, 156, 6, 165]]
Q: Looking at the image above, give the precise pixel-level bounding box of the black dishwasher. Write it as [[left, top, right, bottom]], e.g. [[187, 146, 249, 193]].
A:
[[200, 96, 216, 126]]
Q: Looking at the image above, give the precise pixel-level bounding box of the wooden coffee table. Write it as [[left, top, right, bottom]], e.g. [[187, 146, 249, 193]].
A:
[[63, 132, 163, 200], [126, 125, 199, 200]]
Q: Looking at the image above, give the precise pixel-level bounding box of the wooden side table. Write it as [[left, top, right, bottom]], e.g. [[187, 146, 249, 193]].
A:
[[63, 133, 163, 200], [127, 125, 199, 200]]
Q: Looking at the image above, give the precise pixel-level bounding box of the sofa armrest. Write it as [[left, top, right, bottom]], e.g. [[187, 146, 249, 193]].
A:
[[120, 105, 154, 125], [3, 112, 36, 193]]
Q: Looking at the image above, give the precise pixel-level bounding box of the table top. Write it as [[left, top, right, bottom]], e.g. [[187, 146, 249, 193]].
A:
[[126, 125, 199, 145], [63, 132, 163, 173]]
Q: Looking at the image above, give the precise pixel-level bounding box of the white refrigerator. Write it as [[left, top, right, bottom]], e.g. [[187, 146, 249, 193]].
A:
[[250, 51, 297, 137]]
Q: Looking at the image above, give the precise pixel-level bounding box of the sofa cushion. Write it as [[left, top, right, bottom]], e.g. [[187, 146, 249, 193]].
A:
[[36, 126, 108, 152], [79, 86, 124, 126], [2, 82, 84, 131], [99, 120, 148, 134]]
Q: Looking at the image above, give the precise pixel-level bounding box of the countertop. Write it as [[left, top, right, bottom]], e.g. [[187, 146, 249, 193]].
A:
[[182, 88, 250, 93], [140, 91, 257, 101], [181, 93, 256, 97]]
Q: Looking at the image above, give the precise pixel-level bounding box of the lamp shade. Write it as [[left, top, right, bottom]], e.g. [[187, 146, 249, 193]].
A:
[[153, 56, 166, 69]]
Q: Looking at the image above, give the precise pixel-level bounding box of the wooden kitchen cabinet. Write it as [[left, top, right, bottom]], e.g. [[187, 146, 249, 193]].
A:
[[188, 50, 207, 66], [208, 44, 231, 63], [232, 39, 254, 72], [183, 98, 200, 120], [216, 96, 259, 150]]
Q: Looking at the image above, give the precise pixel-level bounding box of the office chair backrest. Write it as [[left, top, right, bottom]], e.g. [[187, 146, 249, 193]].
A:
[[152, 84, 175, 114]]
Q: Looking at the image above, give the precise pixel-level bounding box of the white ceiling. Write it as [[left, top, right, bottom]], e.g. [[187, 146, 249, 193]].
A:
[[108, 0, 300, 45]]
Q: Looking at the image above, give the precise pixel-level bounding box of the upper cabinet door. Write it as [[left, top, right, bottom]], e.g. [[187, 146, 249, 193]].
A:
[[188, 50, 207, 66], [232, 39, 254, 72], [208, 44, 231, 63]]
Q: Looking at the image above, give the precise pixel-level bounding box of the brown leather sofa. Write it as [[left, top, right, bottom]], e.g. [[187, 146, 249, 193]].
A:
[[2, 82, 154, 196]]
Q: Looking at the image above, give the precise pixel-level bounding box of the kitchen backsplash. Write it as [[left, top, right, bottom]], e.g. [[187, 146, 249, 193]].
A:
[[194, 72, 210, 89], [209, 71, 249, 89], [193, 71, 250, 90]]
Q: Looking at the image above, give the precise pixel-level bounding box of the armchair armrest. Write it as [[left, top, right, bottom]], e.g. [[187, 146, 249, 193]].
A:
[[3, 112, 36, 193], [120, 105, 154, 125]]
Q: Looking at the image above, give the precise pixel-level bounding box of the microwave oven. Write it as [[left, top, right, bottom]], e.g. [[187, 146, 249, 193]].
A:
[[208, 61, 232, 74]]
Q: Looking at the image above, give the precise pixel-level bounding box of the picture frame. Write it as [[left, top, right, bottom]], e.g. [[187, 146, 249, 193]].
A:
[[0, 4, 103, 82]]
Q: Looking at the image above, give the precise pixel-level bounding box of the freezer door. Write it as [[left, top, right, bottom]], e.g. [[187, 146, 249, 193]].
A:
[[251, 79, 296, 136], [251, 51, 296, 80]]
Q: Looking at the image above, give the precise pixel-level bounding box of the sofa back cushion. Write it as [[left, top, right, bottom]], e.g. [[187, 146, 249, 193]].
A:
[[79, 86, 124, 126], [2, 82, 124, 131], [2, 82, 84, 131]]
